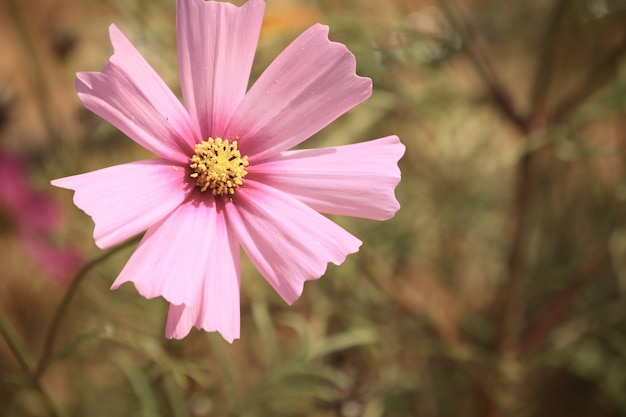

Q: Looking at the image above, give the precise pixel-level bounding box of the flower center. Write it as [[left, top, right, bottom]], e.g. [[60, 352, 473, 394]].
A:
[[189, 138, 249, 196]]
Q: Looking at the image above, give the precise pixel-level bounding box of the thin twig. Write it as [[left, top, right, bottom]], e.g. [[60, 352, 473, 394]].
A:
[[495, 154, 533, 356], [436, 0, 536, 358], [433, 4, 548, 417], [551, 37, 626, 124], [528, 0, 569, 126], [0, 312, 34, 376], [491, 1, 571, 354], [519, 246, 609, 356], [0, 312, 68, 417], [36, 235, 142, 378], [436, 0, 529, 134]]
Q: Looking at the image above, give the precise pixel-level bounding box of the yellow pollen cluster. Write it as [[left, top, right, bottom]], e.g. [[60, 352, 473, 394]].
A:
[[189, 138, 249, 196]]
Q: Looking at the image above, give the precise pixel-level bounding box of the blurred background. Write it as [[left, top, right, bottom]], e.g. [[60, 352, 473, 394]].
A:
[[1, 0, 626, 416]]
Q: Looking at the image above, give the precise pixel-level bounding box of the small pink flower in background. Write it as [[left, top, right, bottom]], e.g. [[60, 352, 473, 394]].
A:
[[52, 0, 404, 342], [0, 151, 81, 283]]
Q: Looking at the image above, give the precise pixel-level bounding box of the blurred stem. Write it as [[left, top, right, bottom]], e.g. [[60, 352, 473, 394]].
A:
[[0, 312, 34, 376], [551, 36, 626, 123], [36, 235, 142, 378], [436, 0, 528, 135], [0, 312, 68, 417], [496, 153, 533, 356], [436, 2, 622, 416], [4, 0, 60, 144], [436, 0, 535, 356], [435, 2, 538, 416], [520, 246, 609, 356], [528, 0, 569, 125]]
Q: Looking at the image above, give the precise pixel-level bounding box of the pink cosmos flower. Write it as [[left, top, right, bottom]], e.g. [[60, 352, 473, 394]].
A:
[[52, 0, 404, 342]]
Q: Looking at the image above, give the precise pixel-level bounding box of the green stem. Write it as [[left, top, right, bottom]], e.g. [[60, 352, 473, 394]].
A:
[[36, 235, 142, 378], [0, 312, 34, 376], [32, 378, 69, 417], [0, 312, 67, 417]]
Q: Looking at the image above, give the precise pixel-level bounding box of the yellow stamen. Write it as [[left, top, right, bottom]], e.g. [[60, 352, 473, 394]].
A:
[[189, 138, 249, 196]]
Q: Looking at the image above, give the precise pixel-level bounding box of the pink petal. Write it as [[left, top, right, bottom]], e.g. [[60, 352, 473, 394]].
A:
[[165, 198, 240, 343], [165, 211, 240, 342], [225, 24, 372, 161], [249, 136, 405, 220], [51, 159, 189, 249], [111, 198, 239, 321], [76, 24, 200, 163], [177, 0, 265, 139], [225, 180, 361, 304]]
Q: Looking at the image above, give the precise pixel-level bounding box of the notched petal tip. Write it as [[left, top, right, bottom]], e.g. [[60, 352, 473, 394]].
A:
[[75, 71, 93, 92], [308, 22, 372, 97], [250, 135, 405, 221], [165, 301, 240, 343], [281, 236, 363, 306], [362, 135, 405, 220], [51, 160, 189, 250], [388, 134, 406, 177], [316, 29, 372, 94], [165, 326, 240, 344], [108, 23, 130, 52], [108, 23, 120, 38], [50, 177, 68, 189]]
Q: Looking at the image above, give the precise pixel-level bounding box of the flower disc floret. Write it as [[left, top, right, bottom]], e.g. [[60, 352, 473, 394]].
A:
[[189, 138, 249, 196]]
